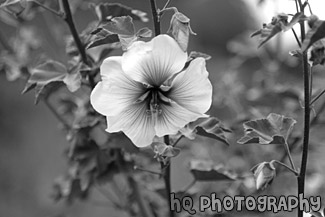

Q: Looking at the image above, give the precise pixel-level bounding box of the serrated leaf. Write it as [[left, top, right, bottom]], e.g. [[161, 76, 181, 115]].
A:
[[251, 13, 288, 48], [237, 113, 296, 145], [302, 20, 325, 51], [181, 117, 231, 146], [190, 160, 236, 181], [94, 3, 148, 24]]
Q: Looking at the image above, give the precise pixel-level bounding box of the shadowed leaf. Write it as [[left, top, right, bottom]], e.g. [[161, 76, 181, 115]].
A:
[[87, 33, 119, 49], [302, 19, 325, 51], [181, 117, 231, 146], [237, 113, 296, 145], [190, 160, 236, 181], [283, 12, 307, 31]]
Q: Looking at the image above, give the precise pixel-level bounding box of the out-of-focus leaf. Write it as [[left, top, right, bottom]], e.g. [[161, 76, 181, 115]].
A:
[[308, 39, 325, 66], [0, 0, 21, 8], [237, 113, 296, 145], [181, 117, 231, 146], [283, 12, 307, 31], [22, 60, 82, 103], [251, 13, 288, 48], [188, 51, 211, 61], [93, 3, 148, 24], [190, 160, 237, 181], [302, 19, 325, 51], [168, 12, 196, 52]]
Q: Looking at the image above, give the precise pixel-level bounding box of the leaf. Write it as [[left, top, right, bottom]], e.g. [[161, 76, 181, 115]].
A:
[[302, 20, 325, 51], [308, 39, 325, 66], [136, 27, 152, 38], [251, 13, 288, 48], [94, 3, 148, 24], [151, 142, 180, 165], [252, 161, 276, 190], [104, 16, 137, 50], [188, 51, 211, 61], [86, 33, 119, 49], [0, 0, 20, 8], [34, 81, 64, 104], [190, 160, 237, 181], [181, 117, 231, 146], [237, 113, 296, 145], [283, 12, 306, 31]]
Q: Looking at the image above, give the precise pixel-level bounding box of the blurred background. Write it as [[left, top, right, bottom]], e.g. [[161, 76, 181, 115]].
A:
[[1, 0, 325, 217]]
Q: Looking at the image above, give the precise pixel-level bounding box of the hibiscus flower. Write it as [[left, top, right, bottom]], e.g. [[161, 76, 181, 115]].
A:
[[90, 34, 212, 147]]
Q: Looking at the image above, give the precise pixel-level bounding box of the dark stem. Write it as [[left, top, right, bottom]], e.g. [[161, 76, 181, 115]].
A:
[[163, 135, 174, 217], [291, 28, 301, 48], [297, 1, 310, 217], [149, 0, 161, 35], [60, 0, 89, 66]]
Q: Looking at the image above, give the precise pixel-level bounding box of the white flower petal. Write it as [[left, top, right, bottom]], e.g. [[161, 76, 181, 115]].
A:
[[122, 34, 187, 86], [106, 102, 156, 147], [90, 56, 145, 116], [155, 101, 207, 137], [168, 57, 212, 114]]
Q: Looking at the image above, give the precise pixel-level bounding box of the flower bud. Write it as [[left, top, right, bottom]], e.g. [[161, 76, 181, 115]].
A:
[[253, 162, 276, 190], [167, 12, 196, 52]]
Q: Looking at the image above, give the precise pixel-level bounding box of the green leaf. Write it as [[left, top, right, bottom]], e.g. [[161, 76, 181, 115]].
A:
[[251, 13, 288, 48], [94, 3, 148, 24], [190, 160, 237, 181], [181, 117, 231, 146], [168, 12, 196, 52], [302, 19, 325, 51], [34, 81, 64, 104], [237, 113, 296, 145]]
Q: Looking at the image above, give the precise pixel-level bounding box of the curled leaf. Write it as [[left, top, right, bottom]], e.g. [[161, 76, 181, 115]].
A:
[[252, 161, 276, 190], [180, 117, 231, 146]]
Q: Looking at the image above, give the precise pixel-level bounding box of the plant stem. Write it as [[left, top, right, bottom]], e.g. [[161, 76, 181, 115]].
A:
[[271, 160, 299, 176], [283, 142, 296, 171], [32, 0, 63, 17], [60, 0, 89, 66], [310, 88, 325, 106], [149, 0, 161, 35], [297, 1, 310, 217], [163, 135, 174, 217]]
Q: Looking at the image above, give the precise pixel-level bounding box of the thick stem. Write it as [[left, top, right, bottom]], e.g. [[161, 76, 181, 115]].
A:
[[149, 0, 161, 35], [163, 135, 174, 217], [60, 0, 89, 66], [297, 1, 310, 217]]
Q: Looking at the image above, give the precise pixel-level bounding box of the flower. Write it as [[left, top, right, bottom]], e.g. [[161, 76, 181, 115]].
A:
[[90, 34, 212, 147]]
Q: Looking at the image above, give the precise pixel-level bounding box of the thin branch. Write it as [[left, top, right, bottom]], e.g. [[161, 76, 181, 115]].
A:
[[149, 0, 161, 35], [134, 166, 162, 176], [292, 28, 301, 48], [271, 160, 299, 176], [283, 142, 297, 171], [162, 0, 171, 11], [310, 88, 325, 106], [60, 0, 89, 66], [172, 135, 184, 147], [32, 0, 63, 17]]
